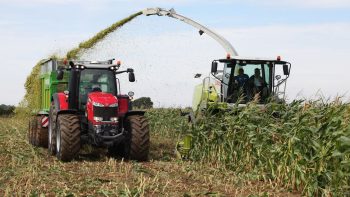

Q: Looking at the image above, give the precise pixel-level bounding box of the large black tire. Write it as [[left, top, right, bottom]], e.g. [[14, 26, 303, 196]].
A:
[[48, 104, 57, 155], [32, 117, 40, 146], [125, 115, 150, 161], [28, 118, 36, 145], [56, 114, 81, 162], [35, 116, 48, 148]]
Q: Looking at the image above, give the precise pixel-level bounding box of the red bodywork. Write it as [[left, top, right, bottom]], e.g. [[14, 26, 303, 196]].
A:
[[117, 95, 129, 116], [86, 92, 129, 125], [57, 92, 68, 110]]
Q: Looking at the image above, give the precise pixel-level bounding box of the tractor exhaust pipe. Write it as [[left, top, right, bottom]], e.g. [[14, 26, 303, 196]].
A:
[[68, 61, 80, 110]]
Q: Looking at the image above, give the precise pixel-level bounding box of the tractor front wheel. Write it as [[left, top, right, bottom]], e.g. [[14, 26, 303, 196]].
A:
[[125, 115, 150, 161], [56, 114, 81, 162]]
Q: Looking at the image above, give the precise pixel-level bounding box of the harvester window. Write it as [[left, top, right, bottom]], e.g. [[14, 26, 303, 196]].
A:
[[227, 63, 271, 103]]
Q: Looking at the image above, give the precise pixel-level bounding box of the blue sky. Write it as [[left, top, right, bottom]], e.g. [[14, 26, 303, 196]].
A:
[[0, 0, 349, 106]]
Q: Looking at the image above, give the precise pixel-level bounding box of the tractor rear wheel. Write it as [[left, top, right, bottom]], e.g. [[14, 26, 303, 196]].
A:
[[125, 115, 150, 161], [56, 114, 81, 162], [35, 116, 48, 148]]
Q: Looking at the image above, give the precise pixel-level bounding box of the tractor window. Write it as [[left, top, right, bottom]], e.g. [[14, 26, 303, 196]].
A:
[[79, 69, 117, 109]]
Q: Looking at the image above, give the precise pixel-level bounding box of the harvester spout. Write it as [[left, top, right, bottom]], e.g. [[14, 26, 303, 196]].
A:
[[142, 7, 238, 57], [142, 7, 176, 16]]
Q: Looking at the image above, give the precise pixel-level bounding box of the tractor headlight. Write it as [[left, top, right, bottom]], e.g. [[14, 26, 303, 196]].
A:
[[93, 102, 104, 107], [109, 103, 118, 107], [93, 117, 103, 122], [110, 117, 118, 122]]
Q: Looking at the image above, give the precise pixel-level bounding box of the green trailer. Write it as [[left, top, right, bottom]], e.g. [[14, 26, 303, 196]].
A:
[[29, 59, 69, 148], [38, 59, 69, 114]]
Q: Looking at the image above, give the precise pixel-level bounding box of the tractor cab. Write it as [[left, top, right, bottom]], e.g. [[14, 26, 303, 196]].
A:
[[56, 60, 135, 119], [211, 56, 291, 104]]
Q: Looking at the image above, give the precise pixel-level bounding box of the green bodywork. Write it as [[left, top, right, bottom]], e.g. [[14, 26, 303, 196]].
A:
[[192, 82, 227, 114], [39, 60, 69, 113], [176, 79, 227, 158]]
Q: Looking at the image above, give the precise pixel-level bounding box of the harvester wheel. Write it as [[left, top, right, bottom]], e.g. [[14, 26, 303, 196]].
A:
[[125, 115, 150, 161], [56, 114, 81, 162], [48, 105, 57, 155], [35, 116, 48, 148]]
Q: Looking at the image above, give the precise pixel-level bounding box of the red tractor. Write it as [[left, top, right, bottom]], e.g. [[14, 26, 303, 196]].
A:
[[30, 59, 150, 162]]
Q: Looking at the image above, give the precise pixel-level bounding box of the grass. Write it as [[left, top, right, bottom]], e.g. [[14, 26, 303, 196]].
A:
[[0, 110, 301, 196]]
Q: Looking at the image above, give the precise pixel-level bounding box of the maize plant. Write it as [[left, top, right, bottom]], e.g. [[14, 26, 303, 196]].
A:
[[189, 99, 350, 196]]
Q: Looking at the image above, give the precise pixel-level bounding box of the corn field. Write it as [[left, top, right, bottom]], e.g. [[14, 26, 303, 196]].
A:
[[187, 99, 350, 196]]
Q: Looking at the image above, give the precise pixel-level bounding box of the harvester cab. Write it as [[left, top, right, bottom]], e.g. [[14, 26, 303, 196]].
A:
[[193, 56, 291, 111], [28, 59, 150, 162]]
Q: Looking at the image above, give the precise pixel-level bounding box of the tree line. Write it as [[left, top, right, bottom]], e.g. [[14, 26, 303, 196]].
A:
[[0, 104, 15, 116]]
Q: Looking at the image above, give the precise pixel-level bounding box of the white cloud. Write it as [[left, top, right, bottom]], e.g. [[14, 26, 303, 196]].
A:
[[214, 0, 350, 8], [265, 0, 350, 8], [4, 0, 349, 8]]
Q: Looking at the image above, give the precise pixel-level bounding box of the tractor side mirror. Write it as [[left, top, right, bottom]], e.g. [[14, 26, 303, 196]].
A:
[[129, 72, 135, 82], [211, 61, 218, 73], [56, 69, 64, 80], [283, 64, 289, 75]]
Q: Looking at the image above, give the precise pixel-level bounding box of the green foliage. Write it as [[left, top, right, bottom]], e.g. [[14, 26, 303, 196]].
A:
[[66, 11, 142, 59], [132, 97, 153, 109], [189, 99, 350, 196], [22, 61, 42, 114], [146, 108, 189, 137], [0, 104, 15, 116]]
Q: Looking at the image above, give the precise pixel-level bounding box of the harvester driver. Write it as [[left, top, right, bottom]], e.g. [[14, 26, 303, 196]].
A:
[[249, 68, 267, 100], [234, 68, 249, 87]]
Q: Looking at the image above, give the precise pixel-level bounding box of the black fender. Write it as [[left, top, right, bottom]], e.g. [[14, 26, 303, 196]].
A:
[[57, 109, 78, 116]]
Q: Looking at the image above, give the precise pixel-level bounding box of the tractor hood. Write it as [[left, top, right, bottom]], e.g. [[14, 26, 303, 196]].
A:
[[88, 92, 118, 107]]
